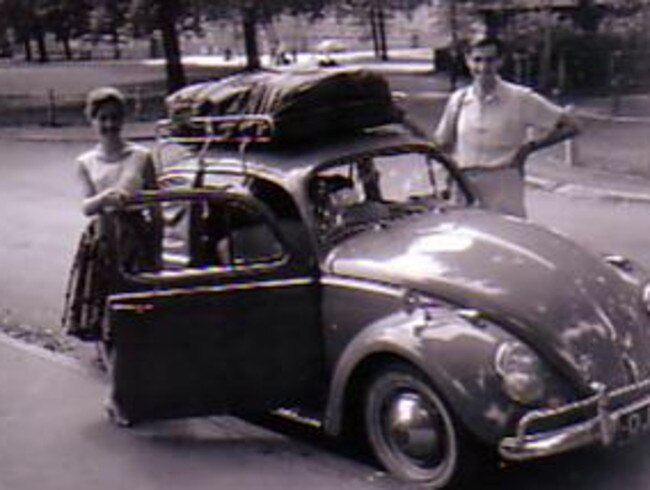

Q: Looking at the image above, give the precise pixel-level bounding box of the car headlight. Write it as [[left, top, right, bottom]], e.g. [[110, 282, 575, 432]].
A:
[[495, 341, 546, 406]]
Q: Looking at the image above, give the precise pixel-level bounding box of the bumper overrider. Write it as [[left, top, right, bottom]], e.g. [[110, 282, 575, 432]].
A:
[[500, 377, 650, 461]]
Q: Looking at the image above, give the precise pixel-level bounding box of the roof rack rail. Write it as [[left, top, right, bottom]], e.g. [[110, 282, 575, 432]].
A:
[[154, 114, 275, 188], [155, 114, 275, 146]]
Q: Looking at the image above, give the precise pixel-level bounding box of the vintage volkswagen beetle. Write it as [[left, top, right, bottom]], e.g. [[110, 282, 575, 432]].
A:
[[100, 116, 650, 489]]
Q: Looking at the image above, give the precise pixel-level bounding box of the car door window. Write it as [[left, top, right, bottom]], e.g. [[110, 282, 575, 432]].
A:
[[116, 194, 285, 277], [215, 200, 284, 266]]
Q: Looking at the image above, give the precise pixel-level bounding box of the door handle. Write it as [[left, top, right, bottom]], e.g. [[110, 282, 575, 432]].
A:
[[111, 303, 155, 314]]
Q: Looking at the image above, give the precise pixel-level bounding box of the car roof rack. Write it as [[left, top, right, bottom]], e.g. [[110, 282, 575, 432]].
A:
[[154, 114, 275, 189], [155, 114, 275, 147]]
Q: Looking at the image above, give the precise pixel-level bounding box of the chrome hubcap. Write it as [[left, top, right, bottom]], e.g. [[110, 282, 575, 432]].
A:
[[385, 392, 444, 466]]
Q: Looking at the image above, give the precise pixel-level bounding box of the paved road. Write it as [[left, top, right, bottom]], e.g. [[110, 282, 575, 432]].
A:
[[0, 141, 84, 330], [528, 187, 650, 266]]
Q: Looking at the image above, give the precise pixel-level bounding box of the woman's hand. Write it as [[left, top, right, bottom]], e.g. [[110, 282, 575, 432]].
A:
[[100, 188, 128, 209]]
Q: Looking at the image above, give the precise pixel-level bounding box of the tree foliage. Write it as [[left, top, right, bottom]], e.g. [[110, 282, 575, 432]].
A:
[[200, 0, 335, 69], [129, 0, 189, 92], [0, 0, 93, 61]]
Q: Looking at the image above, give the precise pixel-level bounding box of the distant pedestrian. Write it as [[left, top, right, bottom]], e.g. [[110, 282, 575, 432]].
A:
[[434, 33, 580, 217], [63, 86, 160, 342]]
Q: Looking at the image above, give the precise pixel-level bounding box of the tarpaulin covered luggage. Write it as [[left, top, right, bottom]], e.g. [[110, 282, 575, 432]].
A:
[[165, 68, 403, 143]]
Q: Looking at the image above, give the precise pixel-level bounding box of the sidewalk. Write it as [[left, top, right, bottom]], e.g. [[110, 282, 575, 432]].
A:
[[527, 150, 650, 204]]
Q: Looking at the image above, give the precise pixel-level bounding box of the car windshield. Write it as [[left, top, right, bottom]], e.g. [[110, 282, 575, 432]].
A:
[[310, 149, 467, 244]]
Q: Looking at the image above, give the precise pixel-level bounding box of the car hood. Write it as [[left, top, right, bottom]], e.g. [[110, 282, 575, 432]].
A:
[[324, 209, 650, 389]]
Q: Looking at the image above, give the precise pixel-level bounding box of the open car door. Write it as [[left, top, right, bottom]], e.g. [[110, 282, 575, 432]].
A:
[[106, 189, 324, 424]]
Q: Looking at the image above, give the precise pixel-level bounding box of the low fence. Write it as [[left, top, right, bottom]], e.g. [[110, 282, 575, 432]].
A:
[[435, 46, 650, 96], [0, 86, 168, 128], [508, 48, 650, 96]]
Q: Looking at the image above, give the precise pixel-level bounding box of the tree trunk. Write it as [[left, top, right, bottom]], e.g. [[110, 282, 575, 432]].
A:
[[158, 0, 186, 93], [377, 6, 388, 61], [149, 33, 160, 58], [538, 21, 552, 91], [112, 30, 121, 60], [62, 36, 72, 60], [35, 27, 48, 63], [242, 5, 260, 71], [23, 37, 33, 62], [369, 8, 380, 59], [575, 0, 603, 32], [447, 0, 462, 90]]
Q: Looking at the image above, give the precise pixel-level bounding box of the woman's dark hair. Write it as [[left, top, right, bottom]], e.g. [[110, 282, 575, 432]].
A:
[[85, 86, 126, 121]]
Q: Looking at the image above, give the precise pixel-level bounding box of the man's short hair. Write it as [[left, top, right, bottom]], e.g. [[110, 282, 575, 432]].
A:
[[464, 33, 504, 56], [85, 86, 126, 121]]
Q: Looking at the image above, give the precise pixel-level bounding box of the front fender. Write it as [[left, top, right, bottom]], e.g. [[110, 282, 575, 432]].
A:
[[323, 306, 535, 444]]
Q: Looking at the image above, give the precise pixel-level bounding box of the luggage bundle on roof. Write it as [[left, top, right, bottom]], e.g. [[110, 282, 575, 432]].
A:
[[163, 68, 403, 144]]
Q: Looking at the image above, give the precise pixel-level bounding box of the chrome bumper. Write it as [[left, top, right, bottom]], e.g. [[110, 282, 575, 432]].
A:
[[500, 377, 650, 461]]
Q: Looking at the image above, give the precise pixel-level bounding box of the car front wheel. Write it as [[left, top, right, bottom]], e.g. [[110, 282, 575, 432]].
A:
[[364, 364, 485, 488]]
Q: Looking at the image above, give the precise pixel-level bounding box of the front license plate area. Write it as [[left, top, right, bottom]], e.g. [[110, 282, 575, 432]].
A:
[[616, 404, 650, 444]]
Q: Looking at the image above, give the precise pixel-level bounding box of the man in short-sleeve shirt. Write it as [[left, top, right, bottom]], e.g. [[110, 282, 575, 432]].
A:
[[435, 34, 579, 217]]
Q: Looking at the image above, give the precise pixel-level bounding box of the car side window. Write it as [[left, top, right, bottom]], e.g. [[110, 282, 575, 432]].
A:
[[212, 200, 284, 266], [116, 194, 285, 277], [371, 152, 470, 205]]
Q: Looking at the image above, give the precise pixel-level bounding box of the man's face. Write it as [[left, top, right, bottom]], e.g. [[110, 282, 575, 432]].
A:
[[465, 44, 502, 83]]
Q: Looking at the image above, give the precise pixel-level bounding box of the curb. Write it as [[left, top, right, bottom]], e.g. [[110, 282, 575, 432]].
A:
[[525, 174, 561, 192], [526, 174, 650, 204], [554, 182, 650, 204], [573, 109, 650, 125], [0, 329, 84, 372]]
